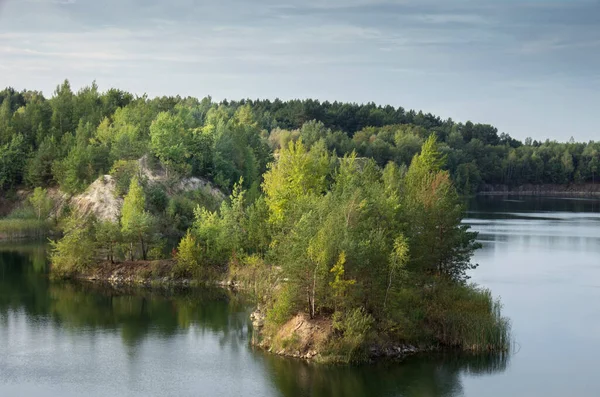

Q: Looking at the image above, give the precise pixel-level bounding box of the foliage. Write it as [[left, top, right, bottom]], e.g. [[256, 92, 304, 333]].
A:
[[49, 214, 96, 277], [95, 220, 121, 263], [0, 218, 50, 239], [0, 79, 596, 196], [28, 187, 53, 220], [402, 136, 480, 283], [262, 139, 330, 225], [329, 252, 356, 310], [0, 80, 517, 359], [109, 159, 140, 196], [330, 307, 375, 362], [174, 230, 201, 276], [121, 177, 154, 260]]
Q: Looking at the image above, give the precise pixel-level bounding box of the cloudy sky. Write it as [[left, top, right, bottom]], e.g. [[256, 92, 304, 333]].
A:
[[0, 0, 598, 141]]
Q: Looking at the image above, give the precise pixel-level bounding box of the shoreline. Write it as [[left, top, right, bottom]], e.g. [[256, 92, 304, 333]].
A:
[[249, 309, 433, 363], [58, 260, 506, 364], [68, 259, 238, 289], [478, 183, 600, 197], [62, 260, 432, 363]]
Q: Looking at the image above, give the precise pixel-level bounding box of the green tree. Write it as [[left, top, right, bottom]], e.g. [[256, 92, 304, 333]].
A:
[[402, 135, 480, 283], [50, 214, 97, 277], [95, 221, 121, 263], [329, 252, 356, 311], [29, 187, 53, 220], [109, 160, 140, 196], [50, 80, 75, 138], [121, 177, 153, 260], [0, 134, 27, 190], [149, 111, 193, 177], [262, 139, 330, 225], [175, 230, 201, 275]]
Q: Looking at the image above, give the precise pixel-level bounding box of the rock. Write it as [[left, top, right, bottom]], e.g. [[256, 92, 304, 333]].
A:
[[250, 309, 265, 329]]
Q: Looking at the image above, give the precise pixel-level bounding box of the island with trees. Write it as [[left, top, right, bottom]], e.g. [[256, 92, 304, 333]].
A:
[[13, 79, 596, 362]]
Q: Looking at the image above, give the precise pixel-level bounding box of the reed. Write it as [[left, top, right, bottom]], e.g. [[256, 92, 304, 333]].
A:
[[0, 218, 51, 240], [425, 284, 511, 352]]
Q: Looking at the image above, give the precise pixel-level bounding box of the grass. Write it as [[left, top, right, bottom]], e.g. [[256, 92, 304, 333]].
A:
[[0, 218, 52, 240], [420, 283, 511, 352]]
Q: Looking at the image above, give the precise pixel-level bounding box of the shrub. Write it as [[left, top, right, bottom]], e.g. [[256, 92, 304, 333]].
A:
[[266, 284, 298, 327], [174, 230, 201, 277], [330, 307, 374, 362], [49, 215, 97, 277]]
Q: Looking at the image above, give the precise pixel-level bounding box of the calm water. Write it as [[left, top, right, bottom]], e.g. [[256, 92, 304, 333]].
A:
[[1, 196, 600, 396]]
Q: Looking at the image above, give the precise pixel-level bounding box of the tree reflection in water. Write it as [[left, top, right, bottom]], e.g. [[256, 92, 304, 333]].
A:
[[0, 244, 508, 397], [261, 351, 508, 397]]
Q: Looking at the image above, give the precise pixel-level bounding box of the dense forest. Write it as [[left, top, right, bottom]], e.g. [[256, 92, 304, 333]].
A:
[[1, 80, 519, 362], [0, 80, 598, 196]]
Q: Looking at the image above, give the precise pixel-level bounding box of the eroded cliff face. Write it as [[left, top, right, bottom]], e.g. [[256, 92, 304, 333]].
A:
[[480, 183, 600, 196], [70, 175, 122, 222]]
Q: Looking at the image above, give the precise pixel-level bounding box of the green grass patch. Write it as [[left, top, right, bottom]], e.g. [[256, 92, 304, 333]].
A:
[[0, 218, 52, 240]]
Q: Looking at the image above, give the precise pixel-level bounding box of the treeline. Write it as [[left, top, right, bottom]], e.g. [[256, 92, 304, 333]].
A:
[[0, 81, 598, 196]]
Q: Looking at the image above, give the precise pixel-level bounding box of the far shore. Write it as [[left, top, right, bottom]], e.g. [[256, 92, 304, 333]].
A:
[[479, 183, 600, 197]]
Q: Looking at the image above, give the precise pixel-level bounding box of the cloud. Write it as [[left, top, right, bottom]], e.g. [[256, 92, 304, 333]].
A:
[[0, 0, 599, 140], [25, 0, 76, 4]]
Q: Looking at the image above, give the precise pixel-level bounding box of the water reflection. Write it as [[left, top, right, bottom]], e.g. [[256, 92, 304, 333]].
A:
[[0, 247, 249, 347], [0, 243, 509, 397], [262, 352, 509, 397]]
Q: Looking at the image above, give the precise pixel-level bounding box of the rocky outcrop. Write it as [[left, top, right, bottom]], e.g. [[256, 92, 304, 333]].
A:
[[71, 176, 122, 222]]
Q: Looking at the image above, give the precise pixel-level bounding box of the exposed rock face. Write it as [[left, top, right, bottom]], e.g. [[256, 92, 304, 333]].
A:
[[71, 175, 122, 222], [67, 156, 225, 222], [138, 154, 225, 200]]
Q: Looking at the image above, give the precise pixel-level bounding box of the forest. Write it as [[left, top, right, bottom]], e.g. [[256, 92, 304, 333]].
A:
[[0, 80, 528, 361], [0, 80, 598, 196]]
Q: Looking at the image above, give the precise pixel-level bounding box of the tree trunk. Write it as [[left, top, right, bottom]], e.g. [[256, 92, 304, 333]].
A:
[[384, 269, 394, 310], [306, 286, 312, 319], [311, 264, 318, 319], [141, 236, 147, 261]]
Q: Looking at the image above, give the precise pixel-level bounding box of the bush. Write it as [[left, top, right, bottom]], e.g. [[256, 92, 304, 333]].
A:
[[146, 184, 169, 214], [174, 230, 201, 277], [266, 284, 298, 327], [49, 215, 97, 277], [329, 307, 374, 362]]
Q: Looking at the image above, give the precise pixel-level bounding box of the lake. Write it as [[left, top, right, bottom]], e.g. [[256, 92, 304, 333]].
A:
[[1, 196, 600, 397]]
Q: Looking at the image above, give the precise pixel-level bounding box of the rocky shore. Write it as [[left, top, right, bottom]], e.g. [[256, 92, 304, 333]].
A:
[[250, 308, 430, 363], [72, 259, 238, 289]]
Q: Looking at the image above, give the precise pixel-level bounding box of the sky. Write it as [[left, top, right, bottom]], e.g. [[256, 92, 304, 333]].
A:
[[0, 0, 598, 141]]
